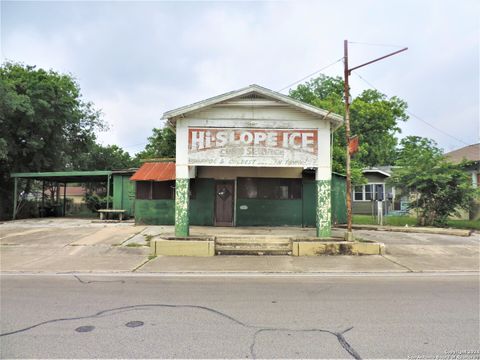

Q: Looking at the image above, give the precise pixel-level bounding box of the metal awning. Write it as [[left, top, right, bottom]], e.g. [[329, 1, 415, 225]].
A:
[[10, 170, 112, 182], [10, 170, 114, 220], [130, 162, 176, 181]]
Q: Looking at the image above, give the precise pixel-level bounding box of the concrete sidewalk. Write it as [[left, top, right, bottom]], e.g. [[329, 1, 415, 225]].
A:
[[1, 219, 478, 274]]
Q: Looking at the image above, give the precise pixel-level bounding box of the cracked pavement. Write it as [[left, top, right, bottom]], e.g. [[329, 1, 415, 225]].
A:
[[1, 274, 478, 359]]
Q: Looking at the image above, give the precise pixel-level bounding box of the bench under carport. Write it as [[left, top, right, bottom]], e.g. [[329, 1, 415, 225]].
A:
[[10, 170, 113, 220]]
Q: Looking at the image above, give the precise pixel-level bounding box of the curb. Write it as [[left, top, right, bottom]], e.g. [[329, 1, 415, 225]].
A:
[[335, 225, 472, 237]]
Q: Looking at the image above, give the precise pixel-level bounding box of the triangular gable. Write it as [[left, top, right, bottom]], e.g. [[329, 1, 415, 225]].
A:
[[162, 84, 344, 130]]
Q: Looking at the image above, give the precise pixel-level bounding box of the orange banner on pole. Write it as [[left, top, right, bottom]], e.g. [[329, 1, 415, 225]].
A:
[[348, 135, 359, 155]]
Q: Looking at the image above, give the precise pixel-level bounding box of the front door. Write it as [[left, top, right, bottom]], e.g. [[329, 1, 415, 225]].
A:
[[214, 181, 234, 226]]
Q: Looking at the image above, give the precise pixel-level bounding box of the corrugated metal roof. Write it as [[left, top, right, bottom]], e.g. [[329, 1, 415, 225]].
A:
[[130, 162, 176, 181]]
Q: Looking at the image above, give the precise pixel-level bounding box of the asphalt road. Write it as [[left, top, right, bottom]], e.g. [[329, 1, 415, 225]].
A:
[[1, 274, 479, 359]]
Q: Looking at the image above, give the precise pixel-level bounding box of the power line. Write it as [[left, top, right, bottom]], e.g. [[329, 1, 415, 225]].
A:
[[277, 57, 343, 93], [351, 71, 470, 146], [348, 41, 407, 49]]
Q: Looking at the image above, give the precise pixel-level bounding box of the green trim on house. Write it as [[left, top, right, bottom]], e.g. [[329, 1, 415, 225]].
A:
[[316, 179, 331, 237], [175, 178, 190, 236], [135, 199, 174, 225]]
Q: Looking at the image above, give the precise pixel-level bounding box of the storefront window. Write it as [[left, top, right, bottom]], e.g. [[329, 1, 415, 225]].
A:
[[238, 178, 301, 200]]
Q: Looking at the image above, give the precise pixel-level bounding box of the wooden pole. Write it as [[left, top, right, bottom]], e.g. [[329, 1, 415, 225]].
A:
[[344, 40, 354, 241]]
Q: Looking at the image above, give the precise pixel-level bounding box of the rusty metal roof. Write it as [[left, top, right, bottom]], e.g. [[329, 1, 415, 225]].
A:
[[130, 162, 176, 181]]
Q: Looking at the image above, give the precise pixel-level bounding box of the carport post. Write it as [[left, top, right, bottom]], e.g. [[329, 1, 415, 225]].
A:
[[63, 182, 67, 216], [106, 175, 110, 210], [12, 177, 18, 220]]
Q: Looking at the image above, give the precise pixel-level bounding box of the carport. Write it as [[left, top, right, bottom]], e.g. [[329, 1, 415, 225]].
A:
[[10, 170, 112, 220]]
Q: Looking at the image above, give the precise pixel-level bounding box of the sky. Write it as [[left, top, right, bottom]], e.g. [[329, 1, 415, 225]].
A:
[[1, 0, 478, 156]]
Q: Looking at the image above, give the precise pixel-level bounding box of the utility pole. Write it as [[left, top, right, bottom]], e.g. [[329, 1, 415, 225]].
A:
[[343, 40, 407, 240]]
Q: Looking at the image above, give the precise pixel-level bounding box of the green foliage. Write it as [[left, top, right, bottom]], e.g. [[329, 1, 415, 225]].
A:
[[77, 143, 137, 170], [135, 126, 175, 161], [85, 193, 112, 212], [289, 75, 408, 184], [353, 214, 480, 230], [389, 136, 477, 226], [0, 62, 106, 219], [353, 214, 417, 226]]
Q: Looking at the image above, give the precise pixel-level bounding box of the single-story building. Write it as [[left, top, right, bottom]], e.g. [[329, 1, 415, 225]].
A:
[[444, 143, 480, 220], [130, 84, 346, 237], [352, 167, 405, 215]]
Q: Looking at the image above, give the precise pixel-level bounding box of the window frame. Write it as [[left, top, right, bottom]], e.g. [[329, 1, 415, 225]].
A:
[[352, 183, 386, 202]]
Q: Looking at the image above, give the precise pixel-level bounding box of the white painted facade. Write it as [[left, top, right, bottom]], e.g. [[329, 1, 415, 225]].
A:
[[173, 92, 339, 181]]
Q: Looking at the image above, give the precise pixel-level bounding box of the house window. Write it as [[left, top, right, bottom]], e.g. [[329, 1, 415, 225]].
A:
[[353, 183, 385, 201], [238, 178, 302, 200]]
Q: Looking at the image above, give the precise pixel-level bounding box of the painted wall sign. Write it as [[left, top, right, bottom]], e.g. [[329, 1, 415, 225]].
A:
[[188, 127, 318, 167]]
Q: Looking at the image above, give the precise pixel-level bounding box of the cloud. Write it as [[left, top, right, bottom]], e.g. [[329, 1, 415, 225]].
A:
[[1, 0, 478, 155]]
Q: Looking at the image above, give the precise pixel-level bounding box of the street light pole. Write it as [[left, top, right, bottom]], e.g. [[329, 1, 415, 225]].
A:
[[343, 39, 407, 241]]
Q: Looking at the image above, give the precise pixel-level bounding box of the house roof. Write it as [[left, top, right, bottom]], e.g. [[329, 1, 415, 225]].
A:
[[362, 168, 392, 177], [162, 84, 344, 130], [130, 162, 176, 181], [45, 186, 86, 196], [444, 143, 480, 163]]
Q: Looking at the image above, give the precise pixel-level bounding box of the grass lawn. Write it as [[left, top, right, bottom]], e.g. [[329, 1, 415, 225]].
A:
[[352, 215, 480, 230]]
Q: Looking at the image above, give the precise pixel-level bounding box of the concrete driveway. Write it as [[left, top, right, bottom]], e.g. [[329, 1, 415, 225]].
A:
[[1, 219, 478, 273], [0, 219, 148, 272], [353, 229, 480, 272]]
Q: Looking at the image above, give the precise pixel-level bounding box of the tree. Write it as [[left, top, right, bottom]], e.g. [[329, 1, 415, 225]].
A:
[[389, 136, 477, 226], [289, 75, 408, 183], [0, 62, 105, 219], [77, 144, 137, 170], [135, 126, 176, 161]]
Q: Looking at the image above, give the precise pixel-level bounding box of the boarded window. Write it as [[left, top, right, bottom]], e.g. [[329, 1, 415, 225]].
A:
[[136, 181, 151, 199], [238, 178, 301, 200], [152, 181, 174, 200]]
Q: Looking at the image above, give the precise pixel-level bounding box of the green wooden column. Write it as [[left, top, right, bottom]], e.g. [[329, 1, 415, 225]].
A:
[[316, 179, 332, 238], [175, 178, 190, 237]]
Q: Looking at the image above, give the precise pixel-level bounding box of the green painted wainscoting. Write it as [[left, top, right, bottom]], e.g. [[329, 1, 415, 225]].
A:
[[236, 199, 303, 226], [135, 200, 174, 225]]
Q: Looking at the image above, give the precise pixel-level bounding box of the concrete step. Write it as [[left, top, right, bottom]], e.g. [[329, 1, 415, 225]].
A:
[[215, 239, 291, 246], [216, 247, 292, 256], [215, 236, 291, 244], [216, 244, 291, 250], [215, 242, 293, 256]]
